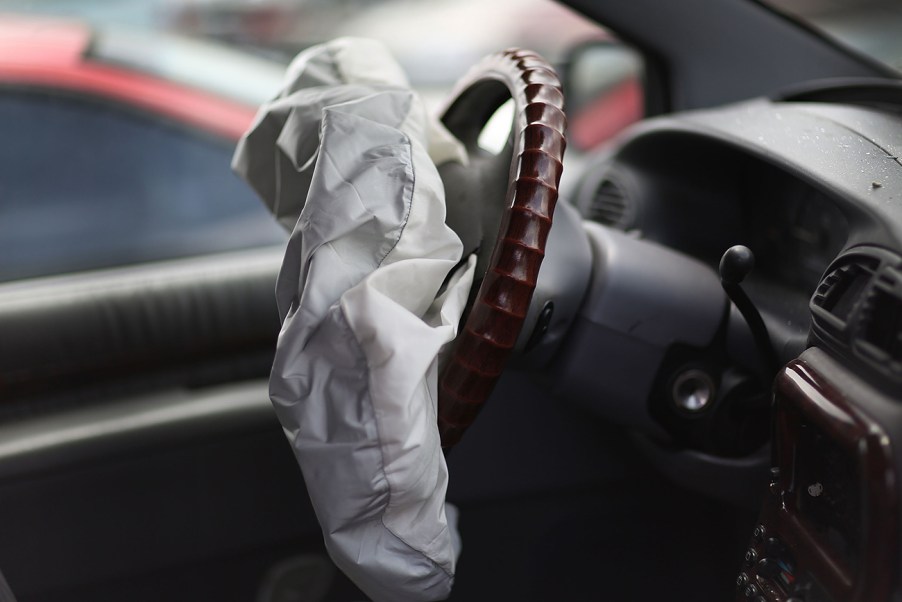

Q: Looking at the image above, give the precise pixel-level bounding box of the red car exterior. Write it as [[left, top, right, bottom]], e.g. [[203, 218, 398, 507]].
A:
[[0, 16, 257, 140]]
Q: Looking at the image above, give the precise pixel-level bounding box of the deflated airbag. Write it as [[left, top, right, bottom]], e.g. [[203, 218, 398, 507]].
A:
[[232, 38, 473, 601]]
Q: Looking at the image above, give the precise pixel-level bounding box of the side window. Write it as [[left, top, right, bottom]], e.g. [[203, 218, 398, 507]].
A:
[[564, 42, 645, 151], [0, 90, 285, 282]]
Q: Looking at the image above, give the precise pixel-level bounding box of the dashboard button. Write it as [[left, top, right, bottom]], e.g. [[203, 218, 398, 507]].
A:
[[765, 537, 789, 558], [755, 557, 778, 579]]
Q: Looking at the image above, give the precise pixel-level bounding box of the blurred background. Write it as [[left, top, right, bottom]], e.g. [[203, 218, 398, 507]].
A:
[[0, 0, 900, 284], [0, 0, 612, 103]]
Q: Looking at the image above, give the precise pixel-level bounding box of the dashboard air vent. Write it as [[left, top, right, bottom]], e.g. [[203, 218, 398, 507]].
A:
[[811, 262, 874, 325], [810, 247, 902, 388], [856, 268, 902, 369], [587, 178, 632, 229]]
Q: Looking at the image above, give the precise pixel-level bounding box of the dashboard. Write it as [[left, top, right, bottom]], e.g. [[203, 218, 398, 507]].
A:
[[563, 94, 902, 601]]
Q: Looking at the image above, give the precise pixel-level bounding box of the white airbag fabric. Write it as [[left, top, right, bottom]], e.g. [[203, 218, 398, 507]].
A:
[[232, 38, 473, 601]]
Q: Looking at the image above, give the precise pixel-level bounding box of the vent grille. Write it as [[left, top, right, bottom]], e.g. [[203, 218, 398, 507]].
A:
[[810, 247, 902, 387], [856, 269, 902, 369], [587, 179, 632, 229], [811, 262, 874, 325]]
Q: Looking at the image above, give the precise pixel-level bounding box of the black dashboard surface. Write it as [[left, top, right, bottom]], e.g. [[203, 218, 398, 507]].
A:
[[569, 96, 902, 601], [573, 99, 902, 362]]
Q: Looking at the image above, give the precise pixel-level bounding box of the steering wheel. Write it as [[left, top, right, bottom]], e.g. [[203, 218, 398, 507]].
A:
[[437, 49, 566, 448]]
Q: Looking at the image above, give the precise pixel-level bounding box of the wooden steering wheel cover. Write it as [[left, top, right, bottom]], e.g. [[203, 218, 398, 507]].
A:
[[438, 49, 566, 448]]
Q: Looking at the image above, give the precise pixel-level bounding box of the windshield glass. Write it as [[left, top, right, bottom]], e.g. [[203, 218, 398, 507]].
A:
[[765, 0, 902, 73]]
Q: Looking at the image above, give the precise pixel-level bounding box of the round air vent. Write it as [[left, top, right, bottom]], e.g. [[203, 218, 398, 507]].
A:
[[587, 177, 633, 229]]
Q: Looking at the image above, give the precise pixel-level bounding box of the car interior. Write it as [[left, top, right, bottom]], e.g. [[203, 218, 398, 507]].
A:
[[0, 0, 901, 601]]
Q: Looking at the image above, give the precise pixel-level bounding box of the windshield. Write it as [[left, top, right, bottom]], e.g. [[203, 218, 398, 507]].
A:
[[765, 0, 902, 73]]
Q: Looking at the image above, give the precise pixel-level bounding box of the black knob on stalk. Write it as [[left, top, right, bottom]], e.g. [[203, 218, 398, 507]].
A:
[[719, 245, 755, 285], [719, 245, 779, 373]]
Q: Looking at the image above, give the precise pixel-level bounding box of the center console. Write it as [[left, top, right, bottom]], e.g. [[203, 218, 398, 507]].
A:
[[736, 349, 899, 601]]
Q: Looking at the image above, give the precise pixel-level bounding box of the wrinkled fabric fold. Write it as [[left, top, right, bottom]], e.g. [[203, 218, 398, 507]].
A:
[[232, 37, 472, 602]]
